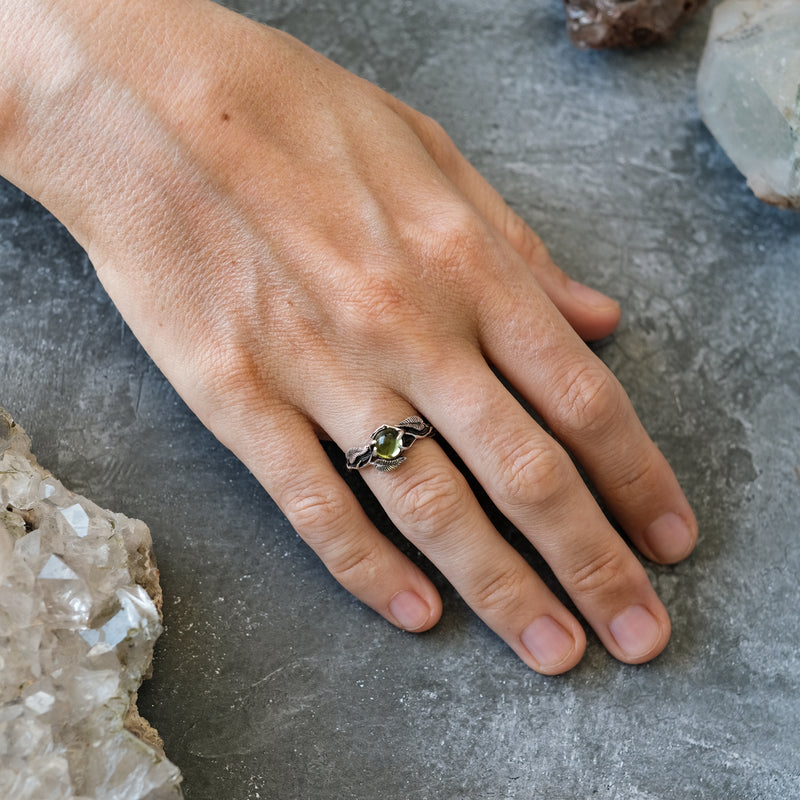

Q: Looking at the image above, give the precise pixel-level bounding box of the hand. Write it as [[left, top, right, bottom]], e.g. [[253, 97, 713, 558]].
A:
[[0, 0, 697, 674]]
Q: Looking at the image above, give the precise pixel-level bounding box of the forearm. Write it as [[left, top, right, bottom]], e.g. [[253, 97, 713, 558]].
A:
[[0, 0, 268, 248], [0, 2, 122, 204]]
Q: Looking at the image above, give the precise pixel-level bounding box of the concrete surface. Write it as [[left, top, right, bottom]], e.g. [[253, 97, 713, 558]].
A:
[[1, 1, 799, 798]]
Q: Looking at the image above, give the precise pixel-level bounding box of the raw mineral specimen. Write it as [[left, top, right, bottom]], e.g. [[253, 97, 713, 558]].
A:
[[697, 0, 800, 209], [564, 0, 707, 48], [0, 408, 183, 799]]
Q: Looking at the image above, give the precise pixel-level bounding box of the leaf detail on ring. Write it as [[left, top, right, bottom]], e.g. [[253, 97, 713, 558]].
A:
[[346, 444, 374, 470], [375, 456, 406, 472], [398, 416, 432, 438]]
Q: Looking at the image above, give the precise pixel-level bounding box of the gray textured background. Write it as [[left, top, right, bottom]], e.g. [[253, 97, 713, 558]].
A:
[[2, 1, 799, 798]]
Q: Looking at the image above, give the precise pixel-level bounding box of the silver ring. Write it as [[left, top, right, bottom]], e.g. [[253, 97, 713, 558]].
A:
[[346, 416, 434, 472]]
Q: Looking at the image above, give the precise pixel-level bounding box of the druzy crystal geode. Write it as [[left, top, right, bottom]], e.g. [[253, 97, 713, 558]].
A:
[[697, 0, 800, 209], [0, 408, 182, 799], [564, 0, 706, 48]]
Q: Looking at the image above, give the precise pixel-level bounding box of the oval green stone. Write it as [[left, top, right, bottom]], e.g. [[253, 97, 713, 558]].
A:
[[374, 427, 403, 460]]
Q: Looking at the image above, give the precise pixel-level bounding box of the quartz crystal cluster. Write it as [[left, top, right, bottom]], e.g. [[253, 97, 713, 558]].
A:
[[0, 408, 183, 799], [563, 0, 706, 48], [697, 0, 800, 209]]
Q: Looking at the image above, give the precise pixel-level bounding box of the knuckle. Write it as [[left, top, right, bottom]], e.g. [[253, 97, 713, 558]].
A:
[[496, 440, 571, 512], [337, 275, 419, 352], [417, 113, 451, 149], [283, 487, 351, 544], [606, 450, 659, 497], [471, 564, 527, 615], [392, 468, 468, 540], [194, 344, 284, 435], [501, 206, 547, 264], [422, 206, 493, 269], [569, 547, 632, 599], [284, 489, 385, 587], [199, 343, 260, 400], [344, 278, 408, 326], [551, 363, 620, 438], [409, 111, 459, 168], [325, 539, 384, 589]]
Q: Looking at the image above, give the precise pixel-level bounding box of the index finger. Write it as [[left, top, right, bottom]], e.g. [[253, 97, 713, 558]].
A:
[[478, 274, 698, 567]]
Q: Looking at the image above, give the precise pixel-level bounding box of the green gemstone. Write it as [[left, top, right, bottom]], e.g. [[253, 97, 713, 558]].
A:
[[374, 427, 403, 460]]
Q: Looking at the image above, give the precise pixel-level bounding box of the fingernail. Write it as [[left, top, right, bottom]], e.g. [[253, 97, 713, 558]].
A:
[[389, 591, 431, 631], [609, 604, 663, 660], [643, 512, 696, 564], [521, 616, 576, 671], [567, 279, 620, 311]]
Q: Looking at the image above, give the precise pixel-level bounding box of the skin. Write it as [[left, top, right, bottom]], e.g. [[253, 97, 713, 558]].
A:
[[0, 0, 697, 674]]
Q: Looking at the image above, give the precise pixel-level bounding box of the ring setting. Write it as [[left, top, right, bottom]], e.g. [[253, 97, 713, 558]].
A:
[[346, 416, 434, 472]]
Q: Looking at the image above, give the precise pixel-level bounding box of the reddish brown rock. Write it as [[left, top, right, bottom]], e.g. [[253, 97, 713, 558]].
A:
[[564, 0, 707, 48]]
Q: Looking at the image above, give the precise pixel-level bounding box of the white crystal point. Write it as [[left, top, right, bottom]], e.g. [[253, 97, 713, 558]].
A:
[[0, 408, 183, 799], [38, 553, 80, 581], [59, 502, 90, 537], [697, 0, 800, 209]]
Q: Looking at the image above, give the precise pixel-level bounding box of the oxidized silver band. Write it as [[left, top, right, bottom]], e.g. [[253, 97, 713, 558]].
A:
[[346, 416, 434, 472]]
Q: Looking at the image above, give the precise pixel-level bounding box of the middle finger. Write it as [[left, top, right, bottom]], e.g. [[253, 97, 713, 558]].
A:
[[406, 351, 672, 665]]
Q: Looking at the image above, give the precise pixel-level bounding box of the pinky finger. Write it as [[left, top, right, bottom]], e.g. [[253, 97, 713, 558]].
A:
[[250, 420, 443, 632]]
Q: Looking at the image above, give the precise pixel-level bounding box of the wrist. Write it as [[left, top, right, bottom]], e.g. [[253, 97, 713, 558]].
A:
[[0, 2, 98, 193], [0, 0, 220, 245]]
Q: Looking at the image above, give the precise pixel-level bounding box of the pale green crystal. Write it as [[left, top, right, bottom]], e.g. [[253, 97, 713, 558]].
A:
[[374, 426, 403, 460], [697, 0, 800, 209]]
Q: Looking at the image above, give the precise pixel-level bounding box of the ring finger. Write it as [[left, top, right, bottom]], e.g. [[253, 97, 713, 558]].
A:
[[325, 396, 588, 675]]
